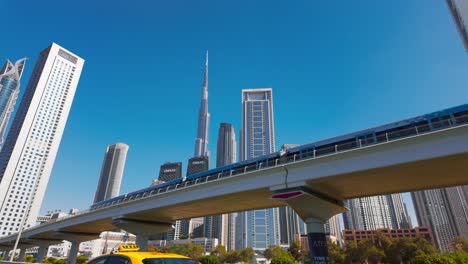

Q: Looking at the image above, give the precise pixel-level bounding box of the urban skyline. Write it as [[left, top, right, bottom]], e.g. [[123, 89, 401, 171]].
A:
[[0, 2, 468, 255]]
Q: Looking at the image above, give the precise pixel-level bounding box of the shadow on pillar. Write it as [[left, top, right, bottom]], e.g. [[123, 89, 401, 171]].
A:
[[271, 187, 347, 264]]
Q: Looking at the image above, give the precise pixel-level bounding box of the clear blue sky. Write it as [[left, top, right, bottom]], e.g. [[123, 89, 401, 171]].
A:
[[1, 1, 467, 226]]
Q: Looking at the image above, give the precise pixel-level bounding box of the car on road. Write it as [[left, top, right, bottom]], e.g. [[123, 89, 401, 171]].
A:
[[87, 244, 198, 264]]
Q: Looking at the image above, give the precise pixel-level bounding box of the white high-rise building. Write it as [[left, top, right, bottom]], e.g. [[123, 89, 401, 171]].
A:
[[0, 43, 84, 236], [237, 88, 280, 250]]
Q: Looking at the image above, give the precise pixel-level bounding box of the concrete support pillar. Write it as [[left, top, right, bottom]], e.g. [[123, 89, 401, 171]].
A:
[[305, 218, 329, 264], [112, 218, 173, 251], [68, 242, 80, 264], [17, 248, 26, 262], [135, 235, 149, 251], [270, 186, 348, 264], [1, 250, 8, 259], [37, 245, 48, 263], [52, 231, 100, 264]]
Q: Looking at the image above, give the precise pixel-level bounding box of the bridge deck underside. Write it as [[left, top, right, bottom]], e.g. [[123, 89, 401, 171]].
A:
[[305, 153, 468, 200]]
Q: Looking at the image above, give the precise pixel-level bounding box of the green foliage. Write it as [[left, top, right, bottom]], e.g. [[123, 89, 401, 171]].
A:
[[198, 255, 220, 264], [327, 240, 345, 264], [210, 245, 226, 257], [223, 250, 241, 263], [447, 251, 468, 264], [264, 245, 285, 260], [44, 257, 67, 264], [24, 255, 36, 263], [270, 253, 295, 264], [240, 247, 254, 262], [168, 244, 190, 256], [187, 243, 205, 259], [76, 255, 88, 264], [289, 240, 306, 263], [451, 236, 468, 252], [410, 254, 456, 264]]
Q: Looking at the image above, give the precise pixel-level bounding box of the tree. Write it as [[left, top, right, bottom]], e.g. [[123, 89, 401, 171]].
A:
[[76, 255, 88, 264], [198, 255, 220, 264], [451, 237, 468, 252], [147, 245, 158, 252], [344, 240, 366, 264], [270, 253, 295, 264], [24, 255, 36, 263], [264, 245, 285, 260], [366, 246, 385, 264], [223, 250, 241, 263], [327, 240, 345, 264], [211, 245, 226, 257], [410, 254, 455, 264], [240, 247, 254, 262], [447, 251, 468, 264], [413, 236, 437, 256], [168, 244, 190, 256], [290, 240, 306, 263], [187, 243, 205, 259]]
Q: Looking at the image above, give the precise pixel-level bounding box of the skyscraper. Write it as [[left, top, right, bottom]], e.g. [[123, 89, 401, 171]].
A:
[[158, 162, 182, 182], [343, 193, 410, 231], [204, 123, 236, 250], [0, 43, 84, 235], [93, 143, 129, 203], [194, 51, 210, 158], [237, 88, 280, 250], [0, 58, 27, 149], [277, 144, 306, 246], [412, 186, 468, 251], [446, 0, 468, 51]]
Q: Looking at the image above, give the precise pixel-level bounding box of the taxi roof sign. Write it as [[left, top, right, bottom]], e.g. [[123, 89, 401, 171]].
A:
[[118, 244, 140, 252]]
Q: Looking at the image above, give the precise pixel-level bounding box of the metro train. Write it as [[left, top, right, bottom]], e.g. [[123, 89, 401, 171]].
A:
[[90, 103, 468, 211]]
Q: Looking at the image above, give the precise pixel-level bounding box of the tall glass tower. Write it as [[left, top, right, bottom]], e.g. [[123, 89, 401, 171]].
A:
[[343, 193, 410, 231], [204, 123, 237, 250], [237, 88, 280, 250], [93, 143, 129, 203], [0, 43, 84, 236], [412, 186, 468, 251], [0, 59, 27, 150], [194, 51, 210, 158]]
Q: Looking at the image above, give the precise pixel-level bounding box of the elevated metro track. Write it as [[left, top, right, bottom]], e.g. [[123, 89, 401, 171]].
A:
[[1, 105, 468, 264]]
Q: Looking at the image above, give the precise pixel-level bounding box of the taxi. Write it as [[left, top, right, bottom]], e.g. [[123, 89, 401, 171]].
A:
[[87, 244, 198, 264]]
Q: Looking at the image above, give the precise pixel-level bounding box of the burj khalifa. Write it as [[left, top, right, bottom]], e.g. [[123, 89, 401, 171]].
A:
[[194, 51, 210, 158]]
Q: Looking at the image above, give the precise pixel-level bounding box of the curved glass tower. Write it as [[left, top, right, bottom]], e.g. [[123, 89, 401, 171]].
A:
[[0, 59, 26, 149]]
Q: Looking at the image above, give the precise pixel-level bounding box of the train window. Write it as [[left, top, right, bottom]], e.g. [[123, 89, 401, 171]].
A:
[[336, 139, 357, 151], [413, 121, 430, 133], [431, 115, 451, 129], [454, 111, 468, 124], [315, 145, 335, 156]]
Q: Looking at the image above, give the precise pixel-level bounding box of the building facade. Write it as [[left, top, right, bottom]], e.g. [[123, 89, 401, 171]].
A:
[[194, 51, 210, 158], [411, 186, 468, 251], [0, 59, 27, 150], [158, 162, 182, 182], [237, 88, 280, 250], [203, 123, 237, 250], [446, 0, 468, 51], [0, 43, 84, 236], [343, 227, 435, 246], [93, 143, 129, 203], [343, 193, 410, 231]]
